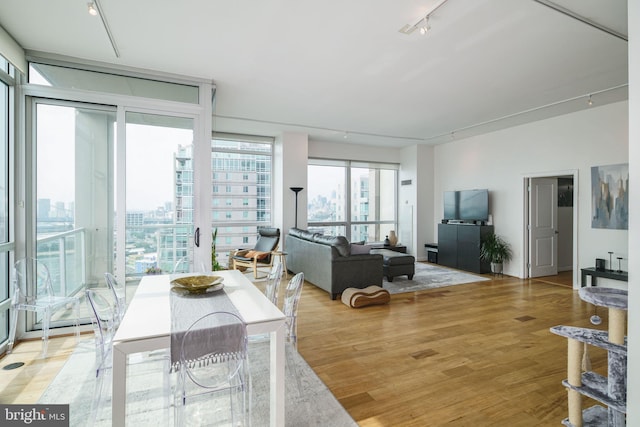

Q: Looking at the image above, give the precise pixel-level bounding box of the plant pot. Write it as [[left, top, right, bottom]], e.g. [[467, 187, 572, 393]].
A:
[[490, 262, 503, 274]]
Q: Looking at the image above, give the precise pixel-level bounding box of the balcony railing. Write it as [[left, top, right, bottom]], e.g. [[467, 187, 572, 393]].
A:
[[36, 227, 86, 298]]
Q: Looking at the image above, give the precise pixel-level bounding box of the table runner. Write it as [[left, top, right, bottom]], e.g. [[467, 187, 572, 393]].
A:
[[169, 280, 244, 372]]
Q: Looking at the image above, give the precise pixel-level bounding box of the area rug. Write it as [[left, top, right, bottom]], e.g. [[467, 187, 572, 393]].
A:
[[39, 339, 356, 427], [383, 262, 489, 294]]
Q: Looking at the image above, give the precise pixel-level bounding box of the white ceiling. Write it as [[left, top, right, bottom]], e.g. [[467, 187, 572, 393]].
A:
[[0, 0, 628, 147]]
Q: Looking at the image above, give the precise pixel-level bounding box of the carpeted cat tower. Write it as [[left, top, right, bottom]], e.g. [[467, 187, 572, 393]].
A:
[[551, 287, 628, 426]]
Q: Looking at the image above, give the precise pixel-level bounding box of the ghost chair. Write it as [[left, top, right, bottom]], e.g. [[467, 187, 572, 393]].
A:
[[264, 262, 284, 306], [8, 257, 80, 358], [104, 272, 126, 325], [173, 257, 190, 274], [85, 289, 118, 424], [282, 272, 305, 349], [175, 311, 251, 426], [281, 272, 305, 397], [86, 288, 171, 424]]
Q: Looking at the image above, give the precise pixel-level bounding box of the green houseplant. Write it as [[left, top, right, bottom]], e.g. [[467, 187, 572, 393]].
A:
[[211, 228, 223, 271], [480, 233, 513, 275]]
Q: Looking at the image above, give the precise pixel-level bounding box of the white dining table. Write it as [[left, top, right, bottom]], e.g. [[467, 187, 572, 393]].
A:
[[112, 269, 286, 426]]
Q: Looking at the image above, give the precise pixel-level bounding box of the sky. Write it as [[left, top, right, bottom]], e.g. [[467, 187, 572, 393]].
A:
[[37, 103, 192, 211]]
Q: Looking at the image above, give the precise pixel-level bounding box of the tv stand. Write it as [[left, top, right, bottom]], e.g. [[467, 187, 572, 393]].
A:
[[445, 220, 486, 226], [437, 223, 493, 273]]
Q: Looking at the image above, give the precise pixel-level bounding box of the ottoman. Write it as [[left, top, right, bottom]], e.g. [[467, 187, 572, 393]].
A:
[[370, 249, 415, 282]]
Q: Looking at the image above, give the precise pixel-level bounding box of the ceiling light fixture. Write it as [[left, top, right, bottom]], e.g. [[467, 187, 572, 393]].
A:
[[587, 95, 593, 106], [399, 0, 449, 35], [87, 2, 98, 16], [419, 17, 431, 35]]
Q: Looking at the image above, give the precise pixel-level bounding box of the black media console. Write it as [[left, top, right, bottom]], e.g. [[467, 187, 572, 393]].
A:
[[437, 223, 493, 274]]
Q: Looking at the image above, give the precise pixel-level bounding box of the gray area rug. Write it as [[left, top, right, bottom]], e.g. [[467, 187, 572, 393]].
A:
[[383, 262, 489, 294], [39, 339, 356, 427]]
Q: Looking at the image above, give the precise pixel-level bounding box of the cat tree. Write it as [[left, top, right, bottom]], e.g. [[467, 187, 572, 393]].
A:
[[551, 287, 627, 426]]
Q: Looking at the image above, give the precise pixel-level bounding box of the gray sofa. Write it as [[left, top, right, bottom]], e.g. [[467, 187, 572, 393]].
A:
[[285, 228, 383, 300]]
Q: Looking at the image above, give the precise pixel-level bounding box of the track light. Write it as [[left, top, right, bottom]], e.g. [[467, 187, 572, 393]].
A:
[[419, 17, 431, 35], [587, 95, 593, 106], [87, 2, 98, 16], [399, 0, 449, 35]]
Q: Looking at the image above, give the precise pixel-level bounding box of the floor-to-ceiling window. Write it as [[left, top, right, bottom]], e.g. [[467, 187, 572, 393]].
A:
[[211, 133, 274, 267], [125, 112, 195, 275], [308, 159, 397, 242], [0, 54, 15, 347]]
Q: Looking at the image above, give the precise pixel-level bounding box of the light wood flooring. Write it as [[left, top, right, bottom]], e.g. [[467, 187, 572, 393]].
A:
[[1, 268, 615, 426]]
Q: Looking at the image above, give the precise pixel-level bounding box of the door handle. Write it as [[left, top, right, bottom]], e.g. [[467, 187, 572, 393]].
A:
[[194, 227, 200, 247]]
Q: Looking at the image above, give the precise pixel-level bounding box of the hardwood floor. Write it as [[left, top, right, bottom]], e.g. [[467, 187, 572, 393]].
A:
[[1, 269, 615, 426], [297, 269, 610, 426]]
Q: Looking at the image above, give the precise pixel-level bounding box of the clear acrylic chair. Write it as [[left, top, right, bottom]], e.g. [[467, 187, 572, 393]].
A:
[[175, 311, 250, 426], [86, 289, 117, 378], [8, 257, 80, 358], [173, 257, 189, 273], [85, 288, 120, 424], [282, 272, 304, 349], [264, 262, 283, 305], [104, 272, 126, 325], [87, 288, 172, 423]]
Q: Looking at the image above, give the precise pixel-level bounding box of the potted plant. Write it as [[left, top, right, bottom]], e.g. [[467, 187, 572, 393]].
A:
[[145, 266, 162, 275], [480, 233, 513, 275]]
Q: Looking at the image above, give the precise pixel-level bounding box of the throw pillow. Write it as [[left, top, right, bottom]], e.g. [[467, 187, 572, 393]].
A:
[[350, 243, 371, 255], [244, 250, 270, 260]]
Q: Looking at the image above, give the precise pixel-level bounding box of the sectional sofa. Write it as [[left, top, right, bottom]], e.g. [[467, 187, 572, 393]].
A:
[[285, 228, 383, 299]]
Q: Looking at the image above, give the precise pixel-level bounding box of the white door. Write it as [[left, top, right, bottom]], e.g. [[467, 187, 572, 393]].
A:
[[529, 177, 558, 277]]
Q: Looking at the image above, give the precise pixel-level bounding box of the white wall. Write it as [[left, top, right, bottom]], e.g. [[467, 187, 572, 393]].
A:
[[308, 140, 400, 163], [433, 101, 629, 279]]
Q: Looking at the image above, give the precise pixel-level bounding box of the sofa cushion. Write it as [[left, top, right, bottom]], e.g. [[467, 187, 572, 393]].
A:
[[288, 228, 317, 242], [312, 234, 351, 257]]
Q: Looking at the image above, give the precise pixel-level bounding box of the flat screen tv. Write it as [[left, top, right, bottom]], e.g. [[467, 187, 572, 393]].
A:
[[443, 189, 489, 222]]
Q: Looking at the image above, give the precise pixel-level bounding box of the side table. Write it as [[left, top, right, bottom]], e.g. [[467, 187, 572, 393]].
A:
[[272, 251, 289, 278], [368, 244, 407, 253]]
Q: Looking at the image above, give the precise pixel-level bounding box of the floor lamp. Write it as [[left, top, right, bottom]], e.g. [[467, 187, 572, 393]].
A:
[[290, 187, 303, 228]]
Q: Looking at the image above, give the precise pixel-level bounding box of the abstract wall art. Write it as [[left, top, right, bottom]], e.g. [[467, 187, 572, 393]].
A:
[[591, 163, 628, 230]]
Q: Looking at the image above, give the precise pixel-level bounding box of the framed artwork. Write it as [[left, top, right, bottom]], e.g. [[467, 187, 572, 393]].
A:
[[591, 163, 628, 230]]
